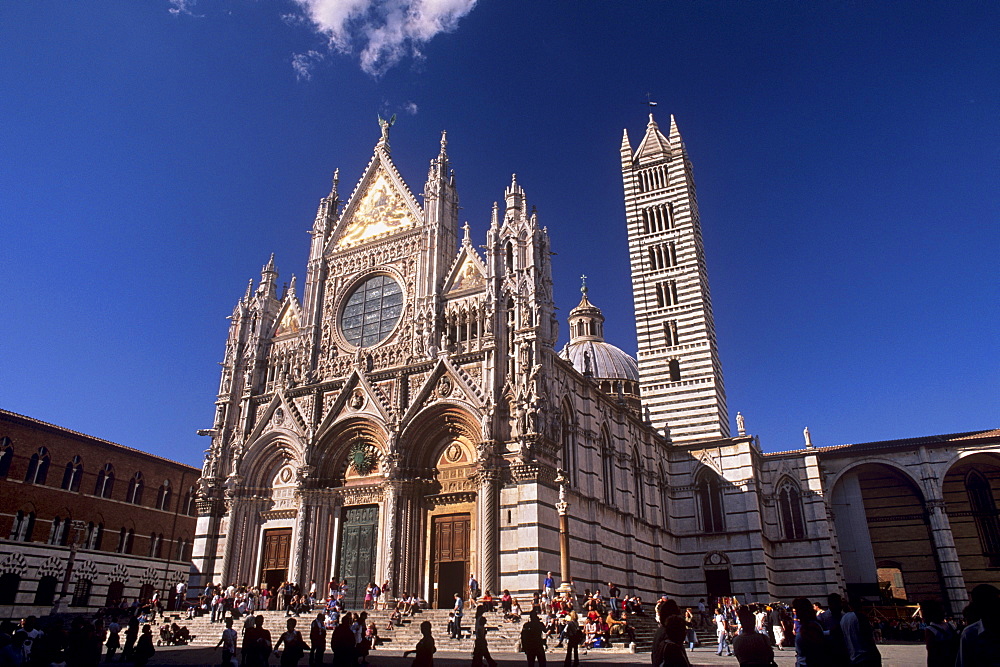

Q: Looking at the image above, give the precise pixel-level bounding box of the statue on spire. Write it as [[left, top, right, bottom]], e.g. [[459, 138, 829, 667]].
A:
[[377, 114, 396, 149]]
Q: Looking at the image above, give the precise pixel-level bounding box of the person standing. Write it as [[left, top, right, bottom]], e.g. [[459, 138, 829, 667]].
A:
[[243, 615, 273, 667], [921, 599, 958, 667], [471, 615, 497, 667], [451, 593, 464, 639], [133, 626, 155, 667], [715, 607, 733, 656], [403, 620, 436, 667], [330, 614, 356, 667], [521, 610, 547, 667], [309, 612, 327, 667], [543, 573, 555, 602], [608, 582, 621, 614], [733, 606, 774, 666], [468, 574, 480, 606], [215, 617, 238, 667], [274, 617, 307, 667], [105, 619, 121, 662], [563, 611, 582, 667], [840, 602, 881, 666], [792, 597, 831, 667]]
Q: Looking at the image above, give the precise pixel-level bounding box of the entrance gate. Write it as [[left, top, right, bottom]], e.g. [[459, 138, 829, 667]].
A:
[[432, 513, 470, 609], [260, 528, 292, 593], [336, 505, 379, 610]]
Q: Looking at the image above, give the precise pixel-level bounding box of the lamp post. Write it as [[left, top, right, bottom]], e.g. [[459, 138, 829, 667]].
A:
[[55, 520, 88, 612], [554, 469, 575, 598]]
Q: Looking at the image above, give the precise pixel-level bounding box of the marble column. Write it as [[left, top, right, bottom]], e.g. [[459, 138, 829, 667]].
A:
[[555, 469, 575, 595], [925, 498, 969, 614], [220, 500, 244, 586], [382, 482, 399, 590], [478, 470, 500, 594], [291, 501, 310, 587]]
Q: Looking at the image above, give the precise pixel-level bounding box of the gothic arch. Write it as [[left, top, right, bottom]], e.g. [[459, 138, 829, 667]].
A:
[[398, 404, 481, 471], [774, 475, 806, 539], [311, 417, 388, 485], [240, 431, 307, 491]]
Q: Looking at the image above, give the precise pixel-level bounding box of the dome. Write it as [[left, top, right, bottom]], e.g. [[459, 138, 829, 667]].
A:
[[559, 279, 639, 382], [560, 339, 639, 382]]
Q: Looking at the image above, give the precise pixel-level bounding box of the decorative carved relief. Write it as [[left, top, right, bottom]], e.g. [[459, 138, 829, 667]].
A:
[[110, 563, 129, 584], [37, 555, 65, 579], [336, 485, 385, 506], [138, 567, 158, 586], [0, 552, 27, 575]]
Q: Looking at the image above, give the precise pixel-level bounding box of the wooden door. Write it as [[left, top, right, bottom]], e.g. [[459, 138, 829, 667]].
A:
[[260, 527, 292, 588], [432, 513, 470, 608]]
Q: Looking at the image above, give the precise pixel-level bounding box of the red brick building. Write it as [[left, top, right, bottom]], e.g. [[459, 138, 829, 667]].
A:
[[0, 409, 198, 619]]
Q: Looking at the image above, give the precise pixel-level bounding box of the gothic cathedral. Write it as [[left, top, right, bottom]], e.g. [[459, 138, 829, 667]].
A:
[[192, 116, 999, 614]]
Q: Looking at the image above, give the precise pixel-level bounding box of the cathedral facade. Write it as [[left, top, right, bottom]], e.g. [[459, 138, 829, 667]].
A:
[[192, 116, 999, 614]]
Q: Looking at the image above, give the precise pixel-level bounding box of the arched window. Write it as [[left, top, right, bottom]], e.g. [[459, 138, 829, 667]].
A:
[[156, 480, 171, 511], [633, 448, 646, 519], [0, 437, 13, 479], [601, 431, 616, 504], [85, 521, 104, 550], [106, 581, 125, 608], [117, 527, 134, 554], [966, 471, 1000, 566], [71, 578, 92, 607], [34, 575, 58, 606], [149, 533, 163, 558], [560, 413, 576, 486], [697, 471, 726, 533], [95, 463, 115, 498], [659, 464, 670, 530], [61, 455, 84, 492], [0, 573, 20, 604], [9, 510, 35, 542], [48, 516, 71, 546], [182, 486, 197, 516], [24, 447, 50, 485], [777, 481, 806, 539], [127, 472, 144, 505]]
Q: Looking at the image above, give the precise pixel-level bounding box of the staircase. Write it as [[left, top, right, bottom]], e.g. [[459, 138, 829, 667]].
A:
[[163, 607, 662, 653]]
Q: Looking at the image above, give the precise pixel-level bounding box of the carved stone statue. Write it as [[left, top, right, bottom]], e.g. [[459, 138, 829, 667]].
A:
[[803, 427, 813, 447], [736, 412, 746, 436]]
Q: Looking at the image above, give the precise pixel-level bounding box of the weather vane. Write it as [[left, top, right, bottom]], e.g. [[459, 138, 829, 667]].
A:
[[646, 92, 658, 113]]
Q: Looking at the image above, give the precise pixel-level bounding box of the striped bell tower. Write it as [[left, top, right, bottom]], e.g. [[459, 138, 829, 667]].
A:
[[621, 114, 730, 442]]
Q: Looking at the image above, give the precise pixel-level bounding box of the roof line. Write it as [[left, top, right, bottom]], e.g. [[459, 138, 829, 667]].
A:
[[0, 408, 201, 471]]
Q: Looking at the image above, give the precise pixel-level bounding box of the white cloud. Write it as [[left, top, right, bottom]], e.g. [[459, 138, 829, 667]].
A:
[[292, 50, 326, 81], [167, 0, 200, 16], [404, 101, 419, 115], [291, 0, 477, 76]]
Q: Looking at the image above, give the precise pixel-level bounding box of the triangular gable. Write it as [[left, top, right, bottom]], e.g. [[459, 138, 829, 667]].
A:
[[330, 150, 422, 250], [443, 245, 487, 295], [272, 298, 303, 339], [402, 357, 485, 424], [246, 391, 307, 443], [315, 370, 392, 440]]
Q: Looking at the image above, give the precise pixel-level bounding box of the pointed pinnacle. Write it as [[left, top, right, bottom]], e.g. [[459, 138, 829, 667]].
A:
[[440, 130, 448, 155]]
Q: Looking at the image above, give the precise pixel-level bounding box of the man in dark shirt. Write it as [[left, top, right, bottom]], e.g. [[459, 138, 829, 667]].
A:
[[521, 610, 547, 666], [733, 606, 774, 666]]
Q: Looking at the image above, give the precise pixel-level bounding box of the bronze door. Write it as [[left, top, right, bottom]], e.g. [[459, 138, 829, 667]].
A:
[[336, 505, 379, 609], [432, 513, 470, 608]]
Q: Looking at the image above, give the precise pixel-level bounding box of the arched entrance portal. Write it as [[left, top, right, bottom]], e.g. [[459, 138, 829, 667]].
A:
[[832, 463, 941, 605], [401, 405, 485, 609]]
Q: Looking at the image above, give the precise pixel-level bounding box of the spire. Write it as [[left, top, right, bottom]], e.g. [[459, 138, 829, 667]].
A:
[[620, 128, 633, 162], [634, 112, 672, 165], [568, 276, 605, 343], [490, 202, 499, 229], [330, 168, 340, 199], [244, 278, 253, 304], [505, 173, 525, 212], [439, 130, 448, 159], [262, 253, 276, 276], [668, 114, 684, 148]]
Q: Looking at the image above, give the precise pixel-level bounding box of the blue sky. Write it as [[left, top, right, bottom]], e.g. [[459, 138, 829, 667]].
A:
[[1, 1, 997, 467]]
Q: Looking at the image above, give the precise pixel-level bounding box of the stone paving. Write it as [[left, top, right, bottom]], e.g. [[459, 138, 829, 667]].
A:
[[144, 641, 927, 666]]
